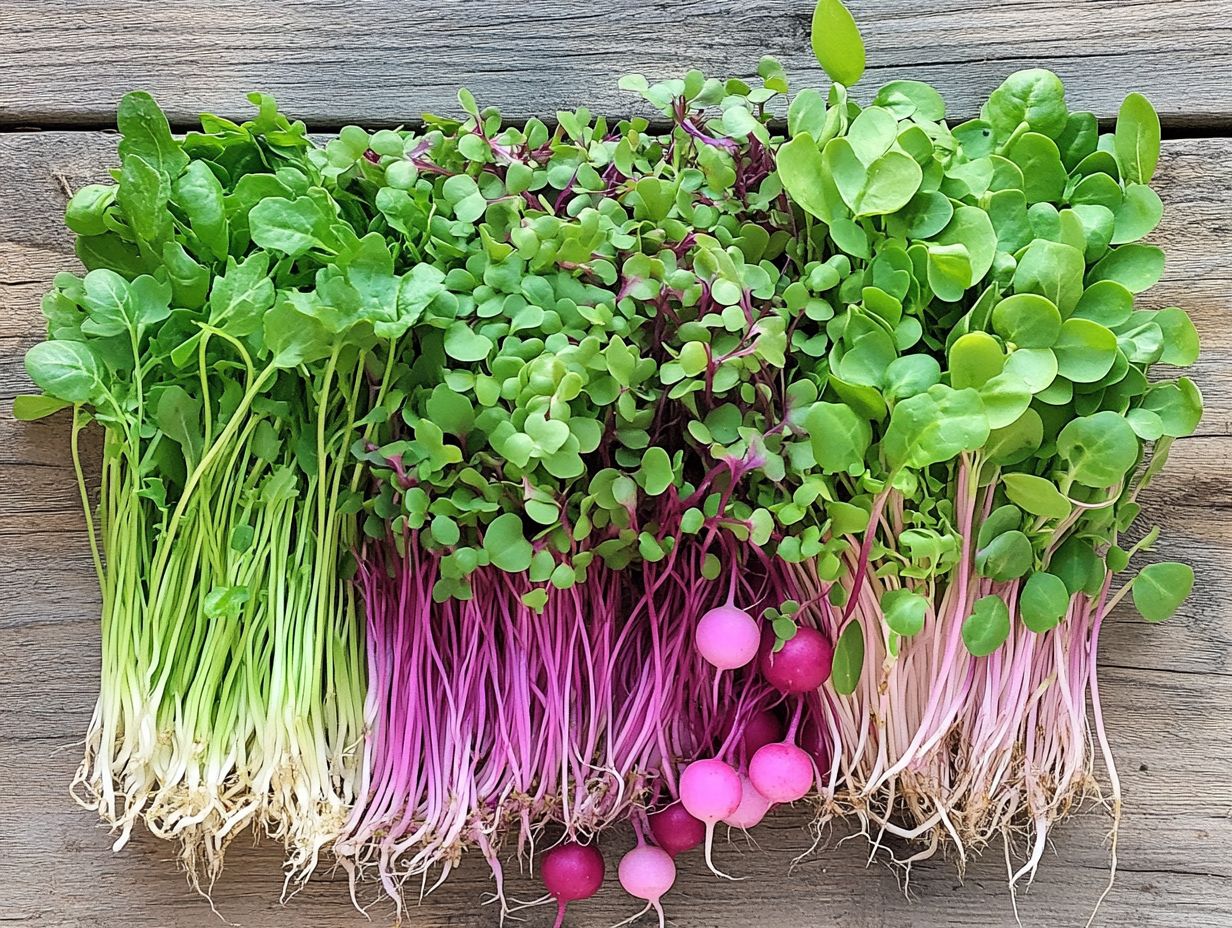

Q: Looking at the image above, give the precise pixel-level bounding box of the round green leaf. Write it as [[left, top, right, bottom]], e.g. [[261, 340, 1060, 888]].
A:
[[1132, 562, 1194, 622], [1057, 411, 1140, 487], [1019, 572, 1070, 632], [882, 588, 927, 637], [976, 530, 1033, 581], [805, 401, 871, 474], [949, 332, 1005, 389], [483, 513, 533, 572], [991, 294, 1062, 348], [883, 385, 989, 471], [24, 340, 106, 404], [962, 595, 1011, 657], [1088, 244, 1165, 294], [1053, 318, 1117, 384], [444, 321, 494, 362]]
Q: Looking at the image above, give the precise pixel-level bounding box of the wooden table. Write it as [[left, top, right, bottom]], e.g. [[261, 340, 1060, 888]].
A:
[[1, 2, 1229, 925]]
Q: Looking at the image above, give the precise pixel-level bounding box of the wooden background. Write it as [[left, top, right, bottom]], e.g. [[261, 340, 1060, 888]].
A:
[[1, 2, 1230, 925]]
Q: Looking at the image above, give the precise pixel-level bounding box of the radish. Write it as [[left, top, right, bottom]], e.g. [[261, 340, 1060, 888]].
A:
[[742, 708, 784, 759], [696, 603, 760, 670], [722, 772, 773, 829], [542, 842, 605, 928], [617, 844, 676, 928], [678, 758, 743, 878], [647, 802, 705, 857], [748, 741, 815, 803], [801, 719, 831, 773], [759, 626, 834, 694]]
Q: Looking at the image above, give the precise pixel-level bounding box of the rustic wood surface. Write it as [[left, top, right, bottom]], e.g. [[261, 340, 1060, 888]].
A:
[[1, 1, 1232, 129], [1, 4, 1231, 925]]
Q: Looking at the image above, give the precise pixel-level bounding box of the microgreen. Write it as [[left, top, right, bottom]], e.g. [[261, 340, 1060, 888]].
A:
[[15, 0, 1201, 906]]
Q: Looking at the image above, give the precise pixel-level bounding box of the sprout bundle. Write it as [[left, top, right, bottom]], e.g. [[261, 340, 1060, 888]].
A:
[[17, 0, 1201, 920]]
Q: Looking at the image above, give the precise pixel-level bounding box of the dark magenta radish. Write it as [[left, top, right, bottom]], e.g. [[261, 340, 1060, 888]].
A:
[[696, 604, 760, 670], [648, 802, 705, 857], [618, 844, 676, 928], [722, 771, 772, 829], [800, 719, 831, 773], [742, 708, 784, 759], [759, 626, 834, 694], [679, 758, 743, 878], [542, 842, 605, 928], [749, 741, 815, 803]]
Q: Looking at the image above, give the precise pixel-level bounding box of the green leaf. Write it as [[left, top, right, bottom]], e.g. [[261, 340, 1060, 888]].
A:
[[926, 242, 972, 302], [1002, 473, 1072, 520], [831, 620, 864, 695], [203, 585, 251, 620], [811, 0, 865, 86], [873, 80, 945, 121], [249, 196, 337, 257], [1003, 132, 1066, 203], [985, 409, 1044, 465], [426, 384, 475, 436], [991, 294, 1061, 348], [1053, 318, 1118, 383], [882, 588, 927, 637], [830, 140, 924, 217], [787, 88, 828, 139], [443, 321, 493, 362], [1051, 537, 1105, 597], [804, 402, 871, 474], [638, 446, 673, 496], [975, 530, 1033, 581], [962, 595, 1011, 657], [1111, 184, 1164, 244], [1154, 307, 1199, 366], [883, 384, 989, 471], [1013, 239, 1085, 315], [933, 206, 997, 287], [949, 332, 1005, 389], [117, 90, 189, 180], [173, 160, 230, 260], [1088, 244, 1165, 293], [776, 134, 838, 222], [155, 385, 203, 467], [1019, 572, 1070, 632], [484, 513, 533, 572], [1131, 562, 1194, 622], [24, 340, 105, 404], [1114, 92, 1161, 185], [12, 394, 71, 421], [982, 69, 1068, 140], [1139, 379, 1203, 438], [1057, 411, 1140, 487]]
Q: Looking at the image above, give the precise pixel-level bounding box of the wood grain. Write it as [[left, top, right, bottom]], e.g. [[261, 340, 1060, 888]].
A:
[[1, 132, 1230, 926], [1, 1, 1231, 129]]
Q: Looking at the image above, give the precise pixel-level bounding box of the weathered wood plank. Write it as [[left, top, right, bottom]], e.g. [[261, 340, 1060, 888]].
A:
[[0, 1, 1231, 129], [1, 130, 1230, 925]]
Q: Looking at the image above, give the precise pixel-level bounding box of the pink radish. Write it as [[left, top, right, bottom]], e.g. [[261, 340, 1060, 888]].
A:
[[542, 842, 605, 928], [759, 626, 834, 694], [748, 741, 815, 803], [678, 758, 743, 879], [617, 844, 676, 928], [722, 772, 772, 829], [696, 604, 760, 670], [647, 802, 705, 857]]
